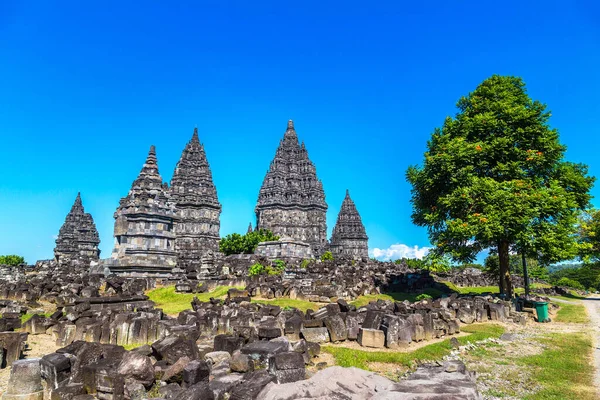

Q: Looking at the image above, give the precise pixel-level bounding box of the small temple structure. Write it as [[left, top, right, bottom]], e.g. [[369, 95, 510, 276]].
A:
[[255, 120, 328, 255], [104, 146, 178, 276], [54, 193, 100, 266], [329, 190, 369, 258], [170, 128, 222, 273]]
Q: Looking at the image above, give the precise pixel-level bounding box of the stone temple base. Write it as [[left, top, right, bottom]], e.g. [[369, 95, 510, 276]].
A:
[[98, 259, 181, 279], [254, 238, 314, 260]]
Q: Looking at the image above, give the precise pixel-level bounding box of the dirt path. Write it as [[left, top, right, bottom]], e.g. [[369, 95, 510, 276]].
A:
[[582, 295, 600, 390]]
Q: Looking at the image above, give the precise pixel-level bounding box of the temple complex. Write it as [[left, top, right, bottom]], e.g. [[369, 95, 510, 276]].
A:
[[105, 146, 178, 276], [170, 128, 222, 273], [255, 120, 328, 255], [329, 190, 369, 258], [54, 193, 100, 266]]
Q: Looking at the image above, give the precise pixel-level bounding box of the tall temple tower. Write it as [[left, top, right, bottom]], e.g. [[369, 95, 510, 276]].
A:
[[107, 145, 178, 275], [255, 120, 328, 255], [329, 190, 369, 258], [54, 193, 100, 266], [170, 128, 222, 272]]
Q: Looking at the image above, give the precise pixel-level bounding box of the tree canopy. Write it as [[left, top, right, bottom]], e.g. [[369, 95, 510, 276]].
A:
[[406, 75, 594, 297], [219, 229, 279, 255], [0, 255, 25, 266]]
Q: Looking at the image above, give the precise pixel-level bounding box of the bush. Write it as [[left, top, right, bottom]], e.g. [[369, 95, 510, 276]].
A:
[[415, 293, 433, 301], [269, 259, 286, 275], [248, 263, 265, 276], [557, 277, 585, 291], [220, 229, 279, 255], [320, 251, 334, 262], [0, 255, 25, 266], [300, 259, 314, 269]]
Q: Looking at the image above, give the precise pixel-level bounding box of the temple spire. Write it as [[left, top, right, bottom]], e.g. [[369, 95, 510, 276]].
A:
[[192, 127, 199, 143], [283, 119, 298, 142], [146, 145, 157, 164]]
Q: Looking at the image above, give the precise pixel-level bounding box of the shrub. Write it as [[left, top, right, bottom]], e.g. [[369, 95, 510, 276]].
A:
[[0, 255, 25, 266], [320, 251, 334, 262], [557, 277, 585, 291], [415, 293, 433, 301], [300, 258, 313, 269], [272, 259, 286, 273], [220, 229, 279, 255], [248, 263, 265, 276]]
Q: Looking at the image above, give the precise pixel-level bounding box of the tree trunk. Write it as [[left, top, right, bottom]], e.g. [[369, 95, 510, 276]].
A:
[[498, 240, 513, 298]]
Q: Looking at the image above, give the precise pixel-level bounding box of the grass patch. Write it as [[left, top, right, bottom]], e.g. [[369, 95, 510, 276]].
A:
[[146, 285, 243, 315], [350, 288, 446, 308], [521, 332, 595, 400], [439, 282, 552, 296], [251, 298, 323, 312], [122, 342, 152, 351], [322, 323, 504, 370], [20, 312, 53, 324], [554, 302, 588, 324]]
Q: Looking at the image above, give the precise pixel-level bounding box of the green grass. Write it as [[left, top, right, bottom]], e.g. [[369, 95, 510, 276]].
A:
[[522, 333, 595, 400], [440, 282, 552, 296], [20, 312, 53, 324], [350, 288, 446, 308], [322, 323, 505, 370], [146, 285, 243, 315], [554, 302, 588, 324], [251, 298, 323, 312]]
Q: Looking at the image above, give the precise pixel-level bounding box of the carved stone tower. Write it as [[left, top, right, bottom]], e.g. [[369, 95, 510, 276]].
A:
[[171, 128, 222, 272], [255, 120, 328, 255], [108, 145, 178, 275], [54, 193, 100, 266], [329, 190, 369, 258]]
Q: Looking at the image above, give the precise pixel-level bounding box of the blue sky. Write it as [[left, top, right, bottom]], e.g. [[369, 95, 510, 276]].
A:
[[1, 1, 599, 263]]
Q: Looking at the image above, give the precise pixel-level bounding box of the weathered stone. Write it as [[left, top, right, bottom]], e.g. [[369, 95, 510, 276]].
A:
[[255, 120, 328, 255], [230, 350, 252, 373], [362, 310, 384, 329], [300, 327, 330, 343], [40, 353, 71, 389], [229, 370, 275, 400], [54, 193, 100, 267], [152, 335, 201, 365], [358, 328, 385, 348], [2, 359, 43, 400], [171, 128, 222, 273], [323, 314, 347, 342], [205, 351, 231, 366], [240, 340, 290, 368], [161, 356, 190, 383], [183, 359, 211, 388], [116, 351, 154, 387], [268, 351, 305, 383], [329, 190, 369, 258], [104, 146, 178, 277]]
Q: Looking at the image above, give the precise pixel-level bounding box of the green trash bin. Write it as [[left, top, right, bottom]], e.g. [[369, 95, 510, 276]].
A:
[[532, 301, 550, 323]]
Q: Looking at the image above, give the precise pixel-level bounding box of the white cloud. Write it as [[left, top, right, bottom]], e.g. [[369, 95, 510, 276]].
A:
[[369, 244, 432, 261]]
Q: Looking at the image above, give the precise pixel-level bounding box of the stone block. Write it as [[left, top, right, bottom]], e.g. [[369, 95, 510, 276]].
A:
[[323, 314, 347, 342], [40, 353, 71, 389], [2, 358, 43, 400], [268, 351, 305, 383], [362, 310, 384, 329], [357, 328, 385, 348], [300, 327, 330, 343], [183, 359, 211, 388], [152, 335, 201, 365]]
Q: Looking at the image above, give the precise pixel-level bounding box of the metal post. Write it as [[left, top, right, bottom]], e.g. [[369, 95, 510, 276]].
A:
[[522, 251, 530, 296]]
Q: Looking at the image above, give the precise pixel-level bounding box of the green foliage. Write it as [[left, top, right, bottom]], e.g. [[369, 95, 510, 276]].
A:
[[248, 260, 285, 277], [406, 75, 594, 296], [393, 255, 450, 272], [578, 208, 600, 261], [219, 229, 279, 255], [248, 262, 266, 276], [549, 262, 600, 291], [146, 285, 242, 315], [556, 277, 585, 291], [484, 254, 549, 281], [0, 255, 25, 266], [415, 293, 433, 301], [300, 258, 313, 269], [320, 251, 334, 261], [322, 324, 504, 370]]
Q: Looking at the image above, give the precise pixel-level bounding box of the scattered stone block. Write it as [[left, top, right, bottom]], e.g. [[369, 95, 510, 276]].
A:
[[358, 328, 385, 348]]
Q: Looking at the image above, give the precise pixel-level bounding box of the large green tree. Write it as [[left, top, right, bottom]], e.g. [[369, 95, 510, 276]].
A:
[[406, 75, 594, 297], [578, 208, 600, 261]]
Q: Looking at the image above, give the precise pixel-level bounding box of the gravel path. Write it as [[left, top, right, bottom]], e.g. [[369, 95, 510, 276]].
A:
[[582, 295, 600, 392]]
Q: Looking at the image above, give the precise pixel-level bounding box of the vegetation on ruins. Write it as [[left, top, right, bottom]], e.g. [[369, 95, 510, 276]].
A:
[[248, 260, 286, 276], [320, 251, 334, 261], [219, 229, 279, 255], [406, 75, 595, 297], [0, 254, 25, 266], [484, 254, 549, 281], [392, 254, 451, 273]]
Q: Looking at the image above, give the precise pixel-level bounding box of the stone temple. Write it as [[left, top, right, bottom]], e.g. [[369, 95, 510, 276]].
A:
[[255, 120, 328, 255], [170, 128, 222, 273], [105, 145, 178, 276], [54, 193, 100, 266], [329, 189, 369, 258]]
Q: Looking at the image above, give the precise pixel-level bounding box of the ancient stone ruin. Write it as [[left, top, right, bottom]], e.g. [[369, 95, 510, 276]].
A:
[[53, 193, 100, 267], [170, 128, 222, 274], [103, 146, 178, 277], [329, 189, 369, 258], [255, 120, 329, 256]]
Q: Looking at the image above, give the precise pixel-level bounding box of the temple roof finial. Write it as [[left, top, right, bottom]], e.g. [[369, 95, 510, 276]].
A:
[[192, 127, 199, 143], [146, 145, 157, 165], [287, 120, 294, 130], [346, 189, 350, 197]]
